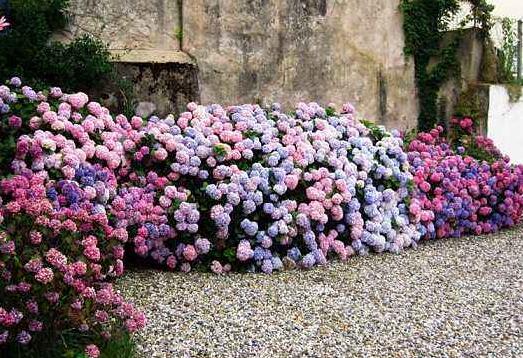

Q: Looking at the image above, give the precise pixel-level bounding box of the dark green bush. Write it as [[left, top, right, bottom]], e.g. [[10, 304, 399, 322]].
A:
[[38, 35, 114, 91], [0, 0, 116, 93]]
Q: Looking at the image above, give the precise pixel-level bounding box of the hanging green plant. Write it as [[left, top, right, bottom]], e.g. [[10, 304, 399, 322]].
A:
[[400, 0, 494, 131]]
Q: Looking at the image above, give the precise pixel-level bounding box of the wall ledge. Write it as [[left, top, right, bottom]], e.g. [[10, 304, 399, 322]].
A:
[[110, 50, 195, 65]]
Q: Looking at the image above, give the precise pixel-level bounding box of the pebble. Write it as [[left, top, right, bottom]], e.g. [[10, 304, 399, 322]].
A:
[[118, 226, 523, 357]]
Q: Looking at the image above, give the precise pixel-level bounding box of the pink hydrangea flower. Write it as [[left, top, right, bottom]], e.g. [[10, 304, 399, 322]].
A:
[[85, 344, 100, 358]]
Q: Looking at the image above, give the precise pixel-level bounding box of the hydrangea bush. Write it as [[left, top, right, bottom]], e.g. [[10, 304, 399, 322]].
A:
[[0, 76, 522, 354], [111, 102, 420, 273], [0, 79, 145, 355], [408, 126, 523, 239], [448, 116, 506, 163], [0, 172, 145, 344]]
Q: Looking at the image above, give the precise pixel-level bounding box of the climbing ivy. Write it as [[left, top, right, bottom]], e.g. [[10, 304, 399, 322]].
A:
[[466, 0, 494, 38], [400, 0, 494, 131], [497, 18, 518, 83]]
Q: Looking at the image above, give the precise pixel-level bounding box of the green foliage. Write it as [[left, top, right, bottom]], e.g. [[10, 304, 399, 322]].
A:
[[402, 128, 418, 147], [400, 0, 461, 131], [497, 17, 518, 83], [174, 27, 184, 42], [325, 106, 336, 117], [463, 0, 495, 37], [0, 125, 18, 175], [454, 87, 484, 125], [213, 144, 228, 157], [361, 119, 390, 142], [400, 0, 494, 131], [462, 138, 498, 163], [223, 247, 236, 262], [450, 126, 499, 163], [39, 35, 114, 91], [0, 0, 119, 94], [244, 129, 260, 139]]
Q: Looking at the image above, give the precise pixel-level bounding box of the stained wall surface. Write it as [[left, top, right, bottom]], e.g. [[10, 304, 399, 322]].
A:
[[62, 0, 419, 128]]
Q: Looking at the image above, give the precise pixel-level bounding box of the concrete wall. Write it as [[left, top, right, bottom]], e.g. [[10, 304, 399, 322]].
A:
[[437, 29, 485, 127], [488, 85, 523, 164], [183, 0, 418, 129], [60, 0, 181, 50], [61, 0, 419, 129]]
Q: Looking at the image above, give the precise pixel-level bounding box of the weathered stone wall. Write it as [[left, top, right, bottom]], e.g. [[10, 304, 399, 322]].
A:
[[183, 0, 418, 129], [60, 0, 181, 50], [437, 29, 485, 126], [115, 57, 200, 117], [62, 0, 419, 129]]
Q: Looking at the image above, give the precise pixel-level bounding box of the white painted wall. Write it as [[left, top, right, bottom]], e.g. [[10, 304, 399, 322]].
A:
[[488, 85, 523, 164], [491, 0, 523, 19]]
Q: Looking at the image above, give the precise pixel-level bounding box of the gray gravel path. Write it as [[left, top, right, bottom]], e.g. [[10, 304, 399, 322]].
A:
[[118, 226, 523, 358]]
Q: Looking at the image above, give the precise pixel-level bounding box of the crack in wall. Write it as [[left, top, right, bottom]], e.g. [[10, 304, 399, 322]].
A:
[[177, 0, 184, 50]]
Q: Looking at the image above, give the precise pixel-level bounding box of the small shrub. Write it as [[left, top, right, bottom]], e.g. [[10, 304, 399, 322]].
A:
[[37, 35, 115, 92]]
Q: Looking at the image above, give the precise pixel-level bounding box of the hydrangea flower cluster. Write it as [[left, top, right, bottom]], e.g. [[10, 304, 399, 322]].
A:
[[1, 76, 522, 352], [0, 78, 145, 353], [408, 126, 523, 238], [0, 172, 145, 349], [108, 101, 420, 273]]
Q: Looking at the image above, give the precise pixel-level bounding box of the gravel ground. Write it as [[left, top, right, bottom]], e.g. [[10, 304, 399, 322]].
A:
[[118, 226, 523, 358]]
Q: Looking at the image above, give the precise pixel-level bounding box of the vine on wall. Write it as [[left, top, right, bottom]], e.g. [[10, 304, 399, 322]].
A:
[[496, 17, 521, 85], [400, 0, 494, 131]]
